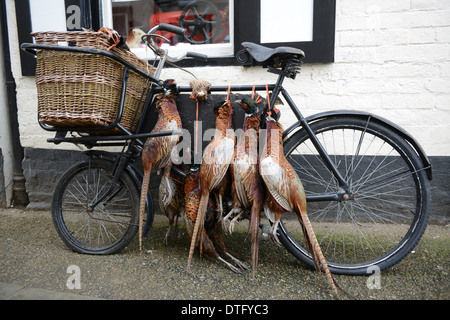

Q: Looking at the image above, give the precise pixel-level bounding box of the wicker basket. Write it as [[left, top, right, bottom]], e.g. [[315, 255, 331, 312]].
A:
[[32, 30, 156, 134]]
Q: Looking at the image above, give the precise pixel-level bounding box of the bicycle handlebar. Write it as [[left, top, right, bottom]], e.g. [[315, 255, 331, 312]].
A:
[[157, 23, 186, 36], [186, 51, 208, 61], [142, 24, 208, 64]]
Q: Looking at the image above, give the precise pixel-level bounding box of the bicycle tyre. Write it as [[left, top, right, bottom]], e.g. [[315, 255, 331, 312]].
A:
[[52, 158, 140, 254], [279, 115, 431, 275]]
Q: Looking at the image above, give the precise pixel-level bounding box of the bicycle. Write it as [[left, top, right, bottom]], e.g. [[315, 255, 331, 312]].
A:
[[21, 23, 432, 275]]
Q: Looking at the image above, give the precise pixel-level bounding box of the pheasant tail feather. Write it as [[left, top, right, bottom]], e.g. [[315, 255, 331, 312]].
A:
[[187, 192, 208, 273], [250, 203, 261, 279], [139, 166, 152, 252], [294, 202, 338, 294]]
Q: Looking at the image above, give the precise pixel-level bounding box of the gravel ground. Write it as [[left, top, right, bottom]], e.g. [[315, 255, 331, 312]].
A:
[[0, 208, 448, 300]]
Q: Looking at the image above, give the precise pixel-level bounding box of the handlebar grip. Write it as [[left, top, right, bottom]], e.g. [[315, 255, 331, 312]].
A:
[[187, 52, 208, 61], [158, 23, 186, 36]]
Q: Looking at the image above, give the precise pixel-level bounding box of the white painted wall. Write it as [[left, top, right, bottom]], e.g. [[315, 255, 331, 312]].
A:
[[6, 0, 450, 156]]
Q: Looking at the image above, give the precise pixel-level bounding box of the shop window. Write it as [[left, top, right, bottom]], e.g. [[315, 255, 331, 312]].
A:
[[106, 0, 233, 59]]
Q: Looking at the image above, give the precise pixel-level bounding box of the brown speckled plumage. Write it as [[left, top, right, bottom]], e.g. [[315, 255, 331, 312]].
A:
[[139, 94, 182, 251], [183, 167, 248, 273], [159, 166, 185, 245], [228, 100, 265, 278]]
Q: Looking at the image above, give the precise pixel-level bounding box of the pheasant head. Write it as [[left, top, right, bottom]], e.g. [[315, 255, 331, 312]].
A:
[[237, 98, 258, 115], [267, 107, 281, 122]]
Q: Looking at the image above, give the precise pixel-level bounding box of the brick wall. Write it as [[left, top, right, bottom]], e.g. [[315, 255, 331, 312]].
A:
[[290, 0, 450, 155]]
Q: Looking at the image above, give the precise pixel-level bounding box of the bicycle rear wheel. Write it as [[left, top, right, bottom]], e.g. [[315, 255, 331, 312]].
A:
[[280, 116, 431, 275], [52, 158, 140, 254]]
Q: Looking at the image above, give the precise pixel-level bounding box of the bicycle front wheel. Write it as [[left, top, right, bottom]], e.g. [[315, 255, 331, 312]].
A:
[[52, 158, 140, 254], [280, 116, 431, 275]]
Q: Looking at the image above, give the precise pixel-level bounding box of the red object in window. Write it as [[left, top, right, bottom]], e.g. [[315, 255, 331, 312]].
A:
[[149, 1, 229, 46]]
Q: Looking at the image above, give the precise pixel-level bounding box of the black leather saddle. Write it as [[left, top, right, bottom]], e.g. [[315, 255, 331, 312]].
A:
[[241, 42, 305, 64]]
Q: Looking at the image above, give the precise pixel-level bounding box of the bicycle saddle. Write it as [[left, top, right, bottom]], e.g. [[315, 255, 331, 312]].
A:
[[241, 42, 305, 63]]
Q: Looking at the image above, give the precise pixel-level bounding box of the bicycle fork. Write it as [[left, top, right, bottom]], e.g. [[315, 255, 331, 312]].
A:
[[85, 147, 136, 214]]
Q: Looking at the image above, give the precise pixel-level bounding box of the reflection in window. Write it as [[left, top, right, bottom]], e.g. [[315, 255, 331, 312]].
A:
[[111, 0, 230, 49]]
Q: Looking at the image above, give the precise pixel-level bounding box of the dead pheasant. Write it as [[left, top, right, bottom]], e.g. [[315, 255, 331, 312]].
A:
[[183, 164, 202, 241], [186, 99, 235, 274], [183, 164, 247, 273], [223, 98, 265, 278], [139, 92, 182, 251], [159, 165, 185, 245], [259, 107, 339, 294], [189, 79, 211, 102]]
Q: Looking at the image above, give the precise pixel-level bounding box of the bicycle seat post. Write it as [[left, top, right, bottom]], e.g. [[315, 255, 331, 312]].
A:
[[269, 68, 286, 108], [266, 55, 302, 109]]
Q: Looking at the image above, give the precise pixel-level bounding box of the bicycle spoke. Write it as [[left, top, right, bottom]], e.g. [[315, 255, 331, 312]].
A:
[[351, 201, 406, 251], [289, 154, 335, 191], [289, 140, 338, 190], [355, 168, 415, 195]]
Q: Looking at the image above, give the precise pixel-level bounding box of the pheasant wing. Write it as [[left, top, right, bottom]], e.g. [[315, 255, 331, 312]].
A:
[[259, 156, 292, 211]]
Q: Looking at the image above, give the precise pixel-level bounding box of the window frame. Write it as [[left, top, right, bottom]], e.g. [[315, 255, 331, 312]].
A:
[[234, 0, 336, 64]]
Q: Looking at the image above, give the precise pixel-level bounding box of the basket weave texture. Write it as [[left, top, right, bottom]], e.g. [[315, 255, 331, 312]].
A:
[[32, 30, 155, 133]]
